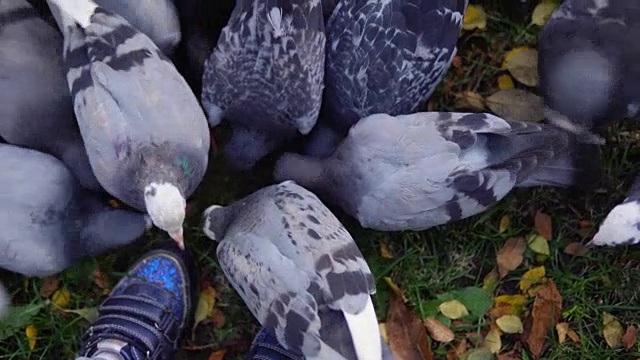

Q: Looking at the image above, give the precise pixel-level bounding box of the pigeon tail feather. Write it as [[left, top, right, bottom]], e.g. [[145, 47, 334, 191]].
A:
[[46, 0, 98, 29], [342, 297, 382, 360]]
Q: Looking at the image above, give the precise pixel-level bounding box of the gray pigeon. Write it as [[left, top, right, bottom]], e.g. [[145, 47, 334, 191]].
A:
[[274, 112, 602, 231], [304, 0, 468, 158], [46, 0, 210, 249], [0, 143, 151, 278], [92, 0, 181, 55], [0, 0, 101, 191], [588, 175, 640, 247], [201, 0, 326, 170], [201, 181, 387, 360], [539, 0, 640, 138]]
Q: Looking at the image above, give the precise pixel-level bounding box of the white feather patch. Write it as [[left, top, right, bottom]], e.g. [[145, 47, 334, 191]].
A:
[[267, 7, 285, 38], [46, 0, 98, 28]]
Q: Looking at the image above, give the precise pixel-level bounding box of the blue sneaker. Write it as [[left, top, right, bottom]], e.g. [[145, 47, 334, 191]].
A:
[[78, 241, 197, 360], [244, 328, 304, 360]]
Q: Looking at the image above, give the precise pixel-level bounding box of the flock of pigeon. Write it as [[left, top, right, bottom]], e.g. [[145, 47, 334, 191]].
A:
[[0, 0, 638, 358]]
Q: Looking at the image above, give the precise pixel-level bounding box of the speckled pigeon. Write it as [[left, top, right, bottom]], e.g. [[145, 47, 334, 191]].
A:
[[588, 175, 640, 247], [274, 112, 602, 232], [92, 0, 181, 55], [201, 0, 326, 170], [45, 0, 210, 249], [304, 0, 468, 158], [0, 143, 151, 278], [0, 0, 100, 191], [539, 0, 640, 138], [201, 181, 388, 360]]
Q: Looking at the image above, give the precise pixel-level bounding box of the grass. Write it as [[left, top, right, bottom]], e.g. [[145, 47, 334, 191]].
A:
[[2, 1, 640, 359]]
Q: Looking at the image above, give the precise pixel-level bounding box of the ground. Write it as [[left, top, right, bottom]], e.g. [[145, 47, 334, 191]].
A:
[[1, 1, 639, 359]]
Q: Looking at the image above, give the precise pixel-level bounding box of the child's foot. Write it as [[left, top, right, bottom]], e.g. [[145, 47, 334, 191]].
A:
[[244, 328, 304, 360]]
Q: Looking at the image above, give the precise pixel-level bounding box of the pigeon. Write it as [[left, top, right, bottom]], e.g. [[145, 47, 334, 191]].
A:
[[91, 0, 182, 55], [539, 0, 640, 139], [46, 0, 210, 249], [201, 181, 387, 360], [0, 143, 151, 278], [588, 175, 640, 247], [274, 112, 602, 232], [304, 0, 468, 158], [0, 0, 101, 191], [201, 0, 326, 170]]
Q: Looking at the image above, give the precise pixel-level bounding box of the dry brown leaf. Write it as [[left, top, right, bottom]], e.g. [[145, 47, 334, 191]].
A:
[[534, 210, 553, 241], [496, 350, 521, 360], [207, 349, 227, 360], [486, 89, 545, 123], [524, 279, 562, 358], [622, 325, 637, 350], [556, 322, 569, 344], [380, 242, 395, 259], [386, 292, 432, 360], [496, 237, 527, 278], [93, 267, 110, 295], [603, 312, 624, 348], [424, 316, 455, 343], [567, 328, 582, 344], [39, 275, 60, 298], [454, 91, 486, 111], [452, 56, 463, 68], [563, 242, 589, 257], [454, 338, 469, 356]]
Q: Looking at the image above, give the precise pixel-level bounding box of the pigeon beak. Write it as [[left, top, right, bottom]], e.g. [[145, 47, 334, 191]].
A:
[[169, 228, 185, 250]]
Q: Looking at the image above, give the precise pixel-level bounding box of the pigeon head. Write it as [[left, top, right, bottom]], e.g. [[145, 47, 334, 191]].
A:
[[144, 182, 186, 249], [201, 204, 227, 242], [224, 126, 277, 170]]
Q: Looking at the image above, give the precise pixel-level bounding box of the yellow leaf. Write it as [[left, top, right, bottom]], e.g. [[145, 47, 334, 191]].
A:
[[527, 234, 550, 256], [462, 5, 487, 30], [531, 2, 559, 26], [379, 323, 389, 344], [519, 266, 546, 296], [502, 47, 533, 69], [556, 322, 569, 344], [482, 268, 500, 293], [454, 91, 486, 111], [25, 324, 37, 351], [603, 312, 624, 348], [194, 285, 216, 328], [504, 48, 539, 87], [497, 75, 515, 91], [51, 288, 71, 309], [424, 316, 455, 343], [498, 215, 511, 233], [384, 277, 408, 303], [484, 328, 502, 353], [496, 315, 524, 334], [380, 242, 394, 259], [491, 294, 528, 318], [439, 300, 469, 320]]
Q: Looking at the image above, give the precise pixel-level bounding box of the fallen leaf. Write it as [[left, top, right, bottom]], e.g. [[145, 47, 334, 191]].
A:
[[193, 285, 216, 329], [93, 267, 110, 295], [25, 324, 37, 351], [527, 234, 550, 257], [424, 316, 454, 343], [379, 323, 388, 343], [452, 56, 463, 68], [454, 91, 486, 111], [531, 1, 559, 26], [486, 89, 545, 123], [496, 349, 521, 360], [496, 315, 524, 334], [386, 292, 432, 360], [556, 322, 569, 344], [490, 294, 527, 319], [463, 5, 487, 30], [484, 328, 502, 353], [108, 199, 122, 208], [61, 307, 99, 323], [51, 288, 71, 309], [567, 328, 582, 344], [498, 215, 510, 234], [482, 268, 500, 293], [622, 325, 637, 350], [439, 300, 470, 320], [39, 275, 60, 298], [207, 349, 227, 360], [384, 277, 408, 303], [497, 75, 515, 90], [455, 338, 469, 356], [563, 242, 589, 257], [0, 303, 46, 341], [503, 47, 539, 87], [524, 279, 562, 358], [519, 266, 546, 296], [496, 237, 527, 278], [380, 242, 394, 259], [602, 312, 624, 348], [459, 347, 494, 360], [211, 309, 226, 328], [534, 210, 553, 241], [452, 287, 493, 319], [501, 47, 532, 68]]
